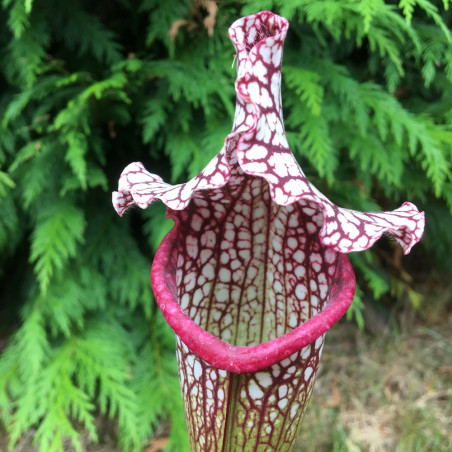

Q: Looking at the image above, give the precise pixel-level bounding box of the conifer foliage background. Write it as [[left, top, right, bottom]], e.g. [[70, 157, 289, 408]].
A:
[[0, 0, 451, 451]]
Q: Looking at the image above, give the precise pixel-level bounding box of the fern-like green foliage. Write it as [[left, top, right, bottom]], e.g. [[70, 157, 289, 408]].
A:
[[0, 0, 451, 451]]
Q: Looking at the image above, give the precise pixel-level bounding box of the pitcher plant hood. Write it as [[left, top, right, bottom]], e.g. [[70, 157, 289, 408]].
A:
[[113, 11, 424, 373]]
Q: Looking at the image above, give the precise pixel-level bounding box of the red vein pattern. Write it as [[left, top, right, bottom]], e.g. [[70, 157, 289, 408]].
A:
[[176, 336, 324, 451], [113, 10, 425, 451]]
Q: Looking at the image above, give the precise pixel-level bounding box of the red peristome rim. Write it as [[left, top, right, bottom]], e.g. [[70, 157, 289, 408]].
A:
[[151, 225, 356, 374]]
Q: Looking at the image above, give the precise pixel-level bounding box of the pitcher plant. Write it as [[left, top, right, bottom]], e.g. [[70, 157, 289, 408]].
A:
[[113, 11, 424, 451]]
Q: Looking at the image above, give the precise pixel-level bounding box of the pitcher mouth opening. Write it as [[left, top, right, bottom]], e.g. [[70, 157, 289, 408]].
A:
[[229, 11, 289, 55], [151, 224, 356, 374]]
